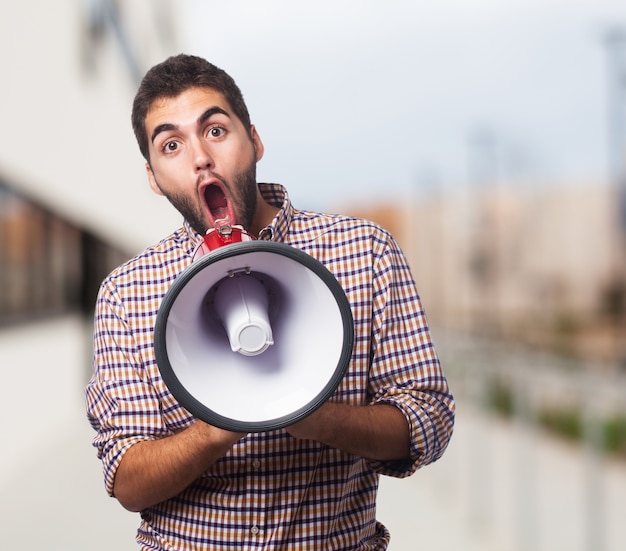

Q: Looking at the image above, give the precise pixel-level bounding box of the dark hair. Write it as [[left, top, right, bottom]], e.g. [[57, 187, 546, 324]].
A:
[[131, 54, 252, 161]]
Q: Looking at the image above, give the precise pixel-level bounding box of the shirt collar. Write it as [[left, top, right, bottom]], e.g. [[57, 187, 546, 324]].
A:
[[258, 183, 292, 242], [182, 220, 203, 254]]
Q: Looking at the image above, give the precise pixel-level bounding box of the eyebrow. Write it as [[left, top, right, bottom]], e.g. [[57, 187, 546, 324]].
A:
[[150, 106, 231, 144]]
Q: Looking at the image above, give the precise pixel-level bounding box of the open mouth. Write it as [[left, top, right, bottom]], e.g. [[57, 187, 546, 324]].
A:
[[202, 181, 235, 228]]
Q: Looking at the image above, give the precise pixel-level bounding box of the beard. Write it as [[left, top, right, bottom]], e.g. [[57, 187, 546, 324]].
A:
[[156, 159, 258, 237]]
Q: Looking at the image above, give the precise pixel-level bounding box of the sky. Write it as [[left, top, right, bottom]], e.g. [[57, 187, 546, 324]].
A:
[[182, 0, 626, 212]]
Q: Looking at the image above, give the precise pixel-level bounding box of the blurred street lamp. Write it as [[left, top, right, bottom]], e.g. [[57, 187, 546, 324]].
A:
[[467, 125, 502, 335], [602, 28, 626, 363], [604, 28, 626, 237]]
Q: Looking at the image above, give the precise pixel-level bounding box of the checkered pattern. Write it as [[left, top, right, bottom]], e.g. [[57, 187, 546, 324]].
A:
[[86, 183, 455, 550]]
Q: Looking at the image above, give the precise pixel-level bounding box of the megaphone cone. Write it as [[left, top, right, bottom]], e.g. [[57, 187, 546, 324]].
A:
[[154, 240, 354, 433]]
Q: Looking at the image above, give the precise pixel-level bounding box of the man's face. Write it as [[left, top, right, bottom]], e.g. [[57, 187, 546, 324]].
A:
[[144, 86, 264, 235]]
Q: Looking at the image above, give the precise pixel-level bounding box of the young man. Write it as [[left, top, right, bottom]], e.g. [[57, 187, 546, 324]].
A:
[[86, 54, 455, 550]]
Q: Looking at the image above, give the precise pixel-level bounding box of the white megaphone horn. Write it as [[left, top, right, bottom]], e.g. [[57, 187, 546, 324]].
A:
[[154, 219, 354, 433]]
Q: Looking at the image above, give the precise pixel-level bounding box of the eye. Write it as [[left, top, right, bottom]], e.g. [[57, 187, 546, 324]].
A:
[[207, 126, 226, 139], [162, 139, 180, 153]]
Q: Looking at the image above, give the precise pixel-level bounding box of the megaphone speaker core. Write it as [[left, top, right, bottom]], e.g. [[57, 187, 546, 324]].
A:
[[213, 272, 274, 356]]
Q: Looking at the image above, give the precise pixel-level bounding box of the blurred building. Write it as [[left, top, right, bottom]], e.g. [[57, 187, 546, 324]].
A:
[[0, 0, 182, 325], [346, 180, 626, 366]]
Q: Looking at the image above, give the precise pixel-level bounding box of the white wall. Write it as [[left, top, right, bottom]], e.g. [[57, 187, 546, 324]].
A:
[[0, 0, 183, 253]]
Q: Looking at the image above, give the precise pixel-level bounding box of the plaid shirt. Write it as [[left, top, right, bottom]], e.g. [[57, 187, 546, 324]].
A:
[[86, 183, 455, 550]]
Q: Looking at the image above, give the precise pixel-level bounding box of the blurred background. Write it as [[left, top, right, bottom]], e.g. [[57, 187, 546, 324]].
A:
[[1, 0, 626, 549]]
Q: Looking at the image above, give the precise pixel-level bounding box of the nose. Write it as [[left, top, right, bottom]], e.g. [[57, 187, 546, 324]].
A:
[[192, 138, 214, 172]]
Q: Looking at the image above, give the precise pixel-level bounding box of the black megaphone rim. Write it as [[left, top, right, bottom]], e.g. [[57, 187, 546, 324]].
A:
[[154, 240, 354, 433]]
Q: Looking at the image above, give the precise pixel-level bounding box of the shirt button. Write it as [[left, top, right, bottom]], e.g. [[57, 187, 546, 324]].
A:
[[252, 459, 261, 469], [250, 525, 260, 535]]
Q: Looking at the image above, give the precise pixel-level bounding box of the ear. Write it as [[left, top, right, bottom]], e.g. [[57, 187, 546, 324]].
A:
[[250, 125, 264, 162], [146, 163, 164, 196]]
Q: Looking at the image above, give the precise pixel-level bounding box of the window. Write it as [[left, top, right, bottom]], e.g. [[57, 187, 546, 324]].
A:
[[0, 180, 129, 324]]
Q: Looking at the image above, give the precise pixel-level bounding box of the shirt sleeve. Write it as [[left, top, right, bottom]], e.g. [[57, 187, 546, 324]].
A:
[[366, 233, 455, 478], [85, 278, 170, 497]]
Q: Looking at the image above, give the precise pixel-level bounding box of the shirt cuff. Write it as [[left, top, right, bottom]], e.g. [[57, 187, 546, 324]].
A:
[[101, 435, 153, 497], [366, 396, 425, 478]]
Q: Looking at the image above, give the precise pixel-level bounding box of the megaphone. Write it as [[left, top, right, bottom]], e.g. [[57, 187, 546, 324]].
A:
[[154, 224, 354, 433]]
